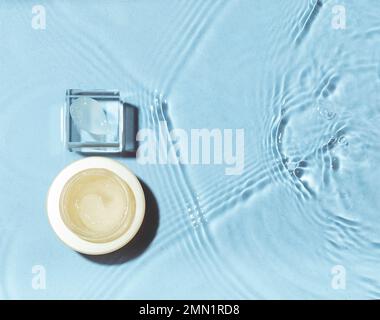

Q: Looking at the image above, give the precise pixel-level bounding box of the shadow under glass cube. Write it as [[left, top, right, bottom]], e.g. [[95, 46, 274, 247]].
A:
[[65, 89, 124, 153]]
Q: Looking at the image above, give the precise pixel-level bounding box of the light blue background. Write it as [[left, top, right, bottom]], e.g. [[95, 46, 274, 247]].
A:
[[1, 0, 380, 299]]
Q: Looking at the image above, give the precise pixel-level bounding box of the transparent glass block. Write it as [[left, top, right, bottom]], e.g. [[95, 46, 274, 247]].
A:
[[65, 89, 124, 153]]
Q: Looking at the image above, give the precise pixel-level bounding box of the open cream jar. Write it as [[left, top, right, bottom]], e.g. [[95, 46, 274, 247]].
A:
[[46, 157, 145, 255]]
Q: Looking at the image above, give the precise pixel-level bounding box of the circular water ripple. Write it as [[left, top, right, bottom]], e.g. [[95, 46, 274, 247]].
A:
[[188, 0, 380, 298]]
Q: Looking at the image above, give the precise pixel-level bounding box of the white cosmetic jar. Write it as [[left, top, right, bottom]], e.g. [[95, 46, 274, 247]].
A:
[[46, 157, 145, 255]]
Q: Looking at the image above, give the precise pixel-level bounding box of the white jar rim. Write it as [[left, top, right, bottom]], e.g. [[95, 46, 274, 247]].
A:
[[46, 157, 145, 255]]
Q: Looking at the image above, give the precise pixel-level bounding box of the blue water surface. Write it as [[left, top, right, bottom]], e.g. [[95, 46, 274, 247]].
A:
[[1, 0, 380, 299]]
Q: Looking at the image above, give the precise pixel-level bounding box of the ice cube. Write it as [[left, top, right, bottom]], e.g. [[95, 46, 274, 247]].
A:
[[69, 97, 109, 135]]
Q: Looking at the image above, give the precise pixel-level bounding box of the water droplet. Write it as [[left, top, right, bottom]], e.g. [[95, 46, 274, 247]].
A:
[[316, 99, 337, 120], [331, 156, 340, 171], [294, 168, 303, 178], [338, 135, 348, 147], [287, 161, 298, 171]]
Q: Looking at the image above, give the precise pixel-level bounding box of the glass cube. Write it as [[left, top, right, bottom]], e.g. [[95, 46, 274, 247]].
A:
[[65, 89, 124, 153]]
